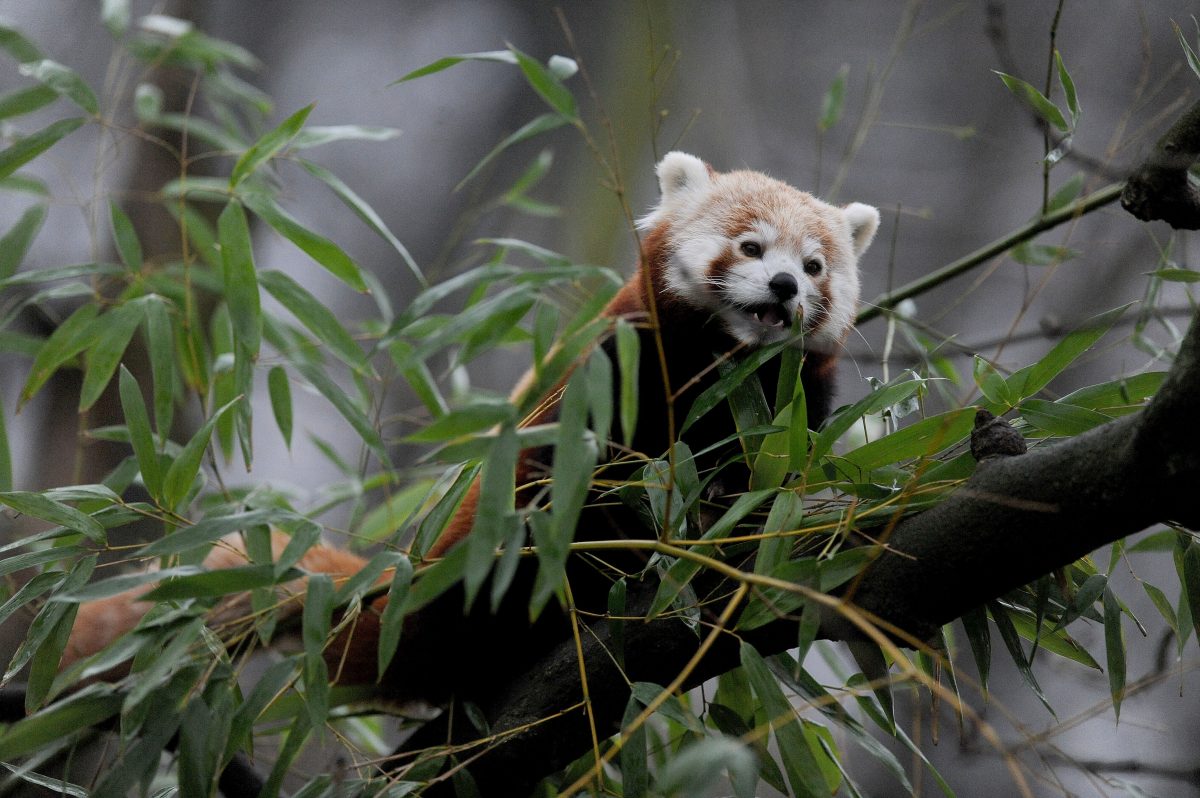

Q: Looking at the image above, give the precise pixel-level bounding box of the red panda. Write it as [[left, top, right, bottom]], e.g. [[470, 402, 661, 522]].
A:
[[59, 152, 879, 704]]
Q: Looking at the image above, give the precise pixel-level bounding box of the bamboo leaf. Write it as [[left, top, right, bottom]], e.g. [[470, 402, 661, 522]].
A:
[[79, 301, 144, 411], [217, 200, 262, 356], [392, 50, 519, 84], [1019, 398, 1110, 436], [161, 397, 240, 509], [141, 294, 175, 436], [615, 318, 640, 447], [259, 270, 367, 371], [1103, 587, 1127, 719], [243, 194, 367, 292], [1007, 304, 1129, 400], [741, 645, 828, 798], [0, 685, 121, 761], [509, 46, 577, 119], [143, 564, 302, 601], [19, 302, 99, 408], [267, 365, 293, 448], [989, 601, 1056, 717], [994, 71, 1068, 133], [108, 200, 142, 270], [0, 204, 46, 280], [298, 158, 424, 287], [119, 365, 162, 500], [376, 555, 414, 677], [18, 60, 98, 115], [230, 104, 312, 187], [302, 574, 333, 728], [1054, 50, 1080, 126], [839, 408, 974, 472], [0, 491, 104, 543], [0, 118, 86, 182]]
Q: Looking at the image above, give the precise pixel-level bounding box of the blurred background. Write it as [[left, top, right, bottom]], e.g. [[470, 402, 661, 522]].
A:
[[1, 1, 1198, 795]]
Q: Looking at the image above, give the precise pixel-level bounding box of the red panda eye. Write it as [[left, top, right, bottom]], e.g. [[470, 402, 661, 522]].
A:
[[740, 241, 763, 258], [804, 258, 823, 276]]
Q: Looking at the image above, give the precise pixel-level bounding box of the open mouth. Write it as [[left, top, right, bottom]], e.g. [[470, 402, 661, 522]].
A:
[[742, 301, 793, 329]]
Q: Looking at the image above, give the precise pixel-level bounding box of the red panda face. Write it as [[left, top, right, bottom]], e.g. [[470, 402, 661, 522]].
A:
[[640, 152, 879, 349]]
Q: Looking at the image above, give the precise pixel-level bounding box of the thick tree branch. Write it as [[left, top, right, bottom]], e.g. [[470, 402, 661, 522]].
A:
[[1120, 99, 1200, 229]]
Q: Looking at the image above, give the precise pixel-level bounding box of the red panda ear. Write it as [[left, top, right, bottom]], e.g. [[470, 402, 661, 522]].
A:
[[843, 202, 880, 257], [655, 152, 712, 205]]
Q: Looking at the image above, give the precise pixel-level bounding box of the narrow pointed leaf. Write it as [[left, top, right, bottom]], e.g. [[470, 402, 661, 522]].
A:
[[19, 299, 99, 408], [18, 60, 98, 114], [79, 301, 144, 411], [298, 158, 424, 287], [243, 194, 366, 292], [302, 574, 333, 728], [0, 204, 46, 279], [230, 104, 312, 187], [162, 397, 240, 508], [259, 270, 367, 370], [995, 71, 1068, 133], [119, 365, 162, 500], [109, 201, 142, 271], [0, 491, 104, 542], [376, 555, 413, 677], [267, 365, 293, 448], [741, 645, 827, 798]]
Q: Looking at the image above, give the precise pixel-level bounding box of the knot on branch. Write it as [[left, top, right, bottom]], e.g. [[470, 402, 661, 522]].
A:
[[970, 408, 1027, 461], [1120, 99, 1200, 230]]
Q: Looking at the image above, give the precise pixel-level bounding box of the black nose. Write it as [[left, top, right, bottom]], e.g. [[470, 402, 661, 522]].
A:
[[768, 272, 798, 301]]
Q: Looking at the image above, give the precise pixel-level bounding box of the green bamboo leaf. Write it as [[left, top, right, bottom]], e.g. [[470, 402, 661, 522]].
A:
[[0, 23, 43, 62], [1182, 543, 1200, 650], [1142, 581, 1178, 635], [79, 301, 144, 411], [298, 158, 424, 287], [0, 395, 10, 492], [138, 508, 291, 557], [273, 519, 322, 578], [456, 113, 570, 191], [119, 365, 162, 500], [680, 343, 789, 434], [143, 564, 301, 601], [1173, 20, 1200, 82], [0, 262, 122, 289], [140, 294, 174, 436], [989, 601, 1056, 717], [1054, 50, 1080, 125], [812, 373, 926, 461], [18, 60, 98, 115], [464, 424, 519, 608], [0, 490, 104, 542], [1102, 587, 1126, 719], [259, 270, 367, 371], [230, 104, 312, 187], [243, 194, 367, 292], [291, 357, 388, 466], [267, 365, 293, 448], [615, 317, 640, 447], [376, 555, 414, 677], [649, 491, 773, 617], [302, 574, 333, 728], [960, 606, 991, 694], [161, 396, 240, 509], [412, 464, 480, 557], [18, 298, 98, 409], [0, 204, 45, 280], [4, 555, 94, 689], [973, 356, 1011, 406], [217, 200, 262, 356], [0, 685, 121, 761], [509, 46, 577, 119], [656, 737, 758, 798], [406, 397, 515, 443], [1019, 398, 1110, 436], [1007, 304, 1130, 400], [1149, 268, 1200, 283], [819, 63, 849, 132], [0, 84, 57, 120], [994, 71, 1068, 132], [840, 408, 974, 472], [741, 645, 828, 798], [1059, 371, 1167, 412], [108, 200, 142, 271], [532, 372, 598, 616], [620, 693, 650, 798], [391, 50, 518, 84], [1008, 611, 1100, 669], [585, 346, 612, 446]]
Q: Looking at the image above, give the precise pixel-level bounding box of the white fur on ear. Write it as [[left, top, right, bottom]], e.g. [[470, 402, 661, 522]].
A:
[[843, 202, 880, 257], [656, 152, 711, 204]]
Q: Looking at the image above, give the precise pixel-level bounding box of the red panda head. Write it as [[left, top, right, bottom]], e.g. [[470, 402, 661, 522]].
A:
[[639, 152, 879, 349]]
